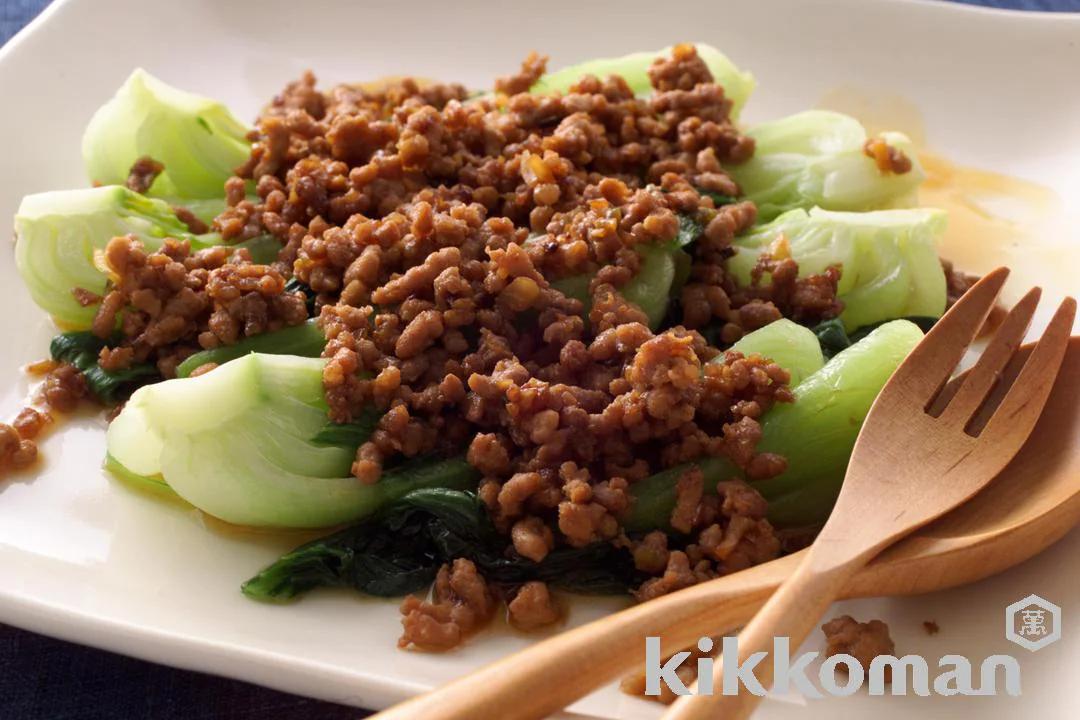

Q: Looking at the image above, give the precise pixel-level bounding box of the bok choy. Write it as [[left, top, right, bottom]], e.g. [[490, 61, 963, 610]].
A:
[[242, 488, 639, 601], [730, 110, 925, 220], [14, 186, 279, 329], [82, 69, 251, 199], [623, 319, 924, 530], [106, 353, 478, 528], [729, 207, 948, 331]]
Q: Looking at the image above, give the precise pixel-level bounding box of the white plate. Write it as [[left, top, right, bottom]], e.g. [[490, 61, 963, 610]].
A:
[[1, 0, 1078, 717]]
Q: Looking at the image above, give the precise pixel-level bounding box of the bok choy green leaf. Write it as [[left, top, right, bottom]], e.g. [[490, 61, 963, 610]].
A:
[[242, 487, 640, 602]]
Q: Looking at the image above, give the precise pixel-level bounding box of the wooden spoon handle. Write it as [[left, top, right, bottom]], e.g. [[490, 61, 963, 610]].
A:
[[662, 549, 863, 720], [370, 553, 802, 720]]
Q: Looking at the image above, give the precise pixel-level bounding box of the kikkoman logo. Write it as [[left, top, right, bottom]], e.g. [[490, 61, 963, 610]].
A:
[[645, 594, 1061, 699], [1006, 593, 1061, 652]]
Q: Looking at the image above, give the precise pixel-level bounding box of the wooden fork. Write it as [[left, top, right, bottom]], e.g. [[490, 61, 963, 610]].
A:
[[662, 267, 1076, 719]]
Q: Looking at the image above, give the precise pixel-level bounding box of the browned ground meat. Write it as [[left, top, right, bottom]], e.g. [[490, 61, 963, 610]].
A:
[[822, 615, 896, 678], [37, 45, 909, 647], [507, 581, 562, 630], [0, 422, 37, 473], [187, 362, 218, 377], [180, 46, 813, 650], [13, 408, 48, 439], [1, 403, 61, 478], [38, 363, 87, 412], [125, 156, 165, 194], [862, 137, 913, 175], [495, 52, 548, 95], [942, 259, 1006, 335], [943, 259, 977, 307], [632, 477, 780, 602], [398, 558, 495, 650], [71, 287, 103, 307], [171, 205, 210, 234], [89, 235, 308, 377]]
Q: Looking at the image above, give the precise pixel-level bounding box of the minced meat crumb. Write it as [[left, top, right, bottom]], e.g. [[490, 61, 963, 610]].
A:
[[494, 52, 548, 95], [0, 408, 54, 477], [507, 581, 562, 631], [822, 615, 896, 679], [90, 235, 308, 377], [5, 362, 96, 477], [398, 558, 495, 650], [125, 155, 165, 194], [0, 422, 37, 473], [172, 205, 210, 235], [862, 137, 913, 175], [633, 477, 780, 601], [38, 363, 87, 412], [942, 259, 1006, 335]]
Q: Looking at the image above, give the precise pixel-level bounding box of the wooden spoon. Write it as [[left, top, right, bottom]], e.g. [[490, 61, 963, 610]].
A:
[[373, 313, 1079, 720]]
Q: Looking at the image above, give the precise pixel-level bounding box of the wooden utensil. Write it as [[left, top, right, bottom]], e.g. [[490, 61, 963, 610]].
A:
[[373, 277, 1078, 720], [661, 270, 1075, 719]]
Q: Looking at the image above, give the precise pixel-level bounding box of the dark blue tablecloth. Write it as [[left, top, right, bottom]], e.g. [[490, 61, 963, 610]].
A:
[[1, 0, 1077, 717]]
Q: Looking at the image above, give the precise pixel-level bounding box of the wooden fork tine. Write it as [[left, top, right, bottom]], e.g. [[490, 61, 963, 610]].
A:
[[886, 267, 1010, 405], [937, 286, 1041, 424], [965, 346, 1027, 435], [977, 297, 1076, 439]]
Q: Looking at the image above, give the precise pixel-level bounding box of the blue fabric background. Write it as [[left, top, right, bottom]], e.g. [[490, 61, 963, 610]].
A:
[[1, 0, 1076, 717]]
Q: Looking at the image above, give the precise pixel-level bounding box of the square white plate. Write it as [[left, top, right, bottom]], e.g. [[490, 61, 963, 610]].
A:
[[1, 1, 1077, 717]]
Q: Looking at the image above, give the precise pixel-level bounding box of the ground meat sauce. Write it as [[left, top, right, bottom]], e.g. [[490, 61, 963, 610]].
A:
[[9, 45, 972, 647], [171, 205, 210, 235], [862, 137, 913, 175], [943, 259, 1006, 336], [124, 155, 165, 194], [89, 235, 308, 376], [1, 362, 88, 477], [398, 558, 496, 650], [5, 44, 820, 640], [821, 615, 896, 680], [0, 419, 38, 472]]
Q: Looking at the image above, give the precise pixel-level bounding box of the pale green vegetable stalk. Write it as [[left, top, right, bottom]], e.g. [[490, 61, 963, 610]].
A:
[[729, 207, 948, 331], [532, 43, 754, 118], [730, 110, 925, 220], [175, 319, 326, 378], [82, 69, 251, 199], [623, 319, 923, 530], [14, 186, 279, 329], [719, 318, 825, 386], [751, 319, 923, 526], [107, 353, 478, 529]]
